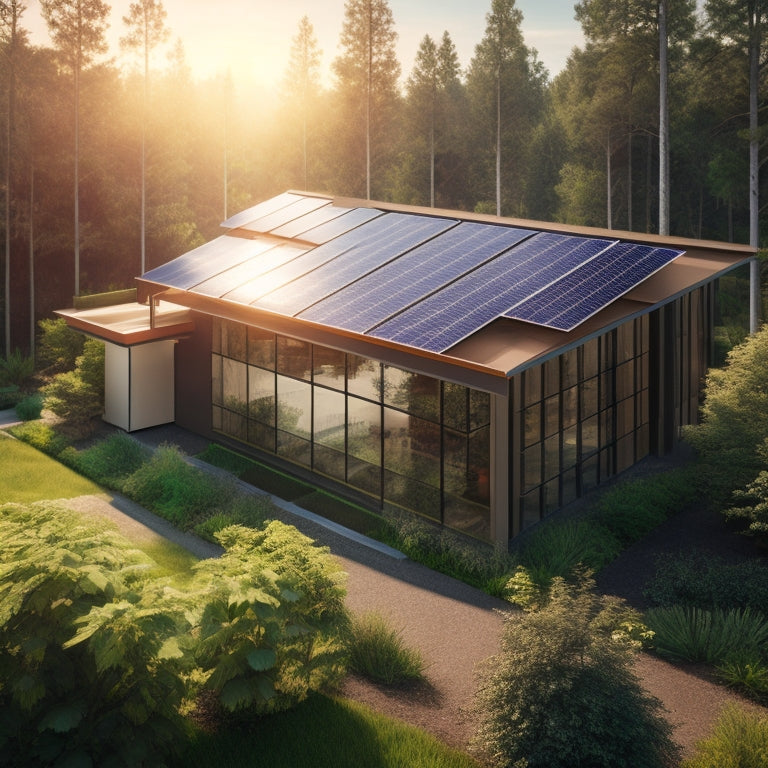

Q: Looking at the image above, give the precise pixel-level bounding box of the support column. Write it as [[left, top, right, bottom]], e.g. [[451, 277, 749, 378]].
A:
[[490, 392, 510, 546]]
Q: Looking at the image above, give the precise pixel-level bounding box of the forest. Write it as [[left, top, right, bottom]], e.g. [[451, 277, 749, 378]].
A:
[[0, 0, 765, 357]]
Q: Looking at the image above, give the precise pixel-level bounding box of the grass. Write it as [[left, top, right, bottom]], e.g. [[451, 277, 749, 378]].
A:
[[177, 694, 481, 768], [197, 443, 387, 537], [0, 434, 101, 502]]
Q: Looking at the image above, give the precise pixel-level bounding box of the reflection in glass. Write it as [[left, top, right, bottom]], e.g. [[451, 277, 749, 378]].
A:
[[223, 358, 247, 414], [523, 444, 542, 492], [524, 403, 541, 447], [347, 355, 381, 401], [277, 431, 311, 467], [469, 389, 491, 430], [212, 354, 222, 405], [544, 395, 559, 437], [248, 366, 275, 426], [277, 336, 312, 380], [383, 367, 439, 422], [277, 375, 311, 437], [314, 388, 345, 449], [222, 321, 247, 361], [313, 346, 346, 389], [384, 409, 440, 486], [384, 470, 440, 519], [524, 366, 541, 406], [248, 327, 275, 369], [443, 382, 468, 431], [347, 397, 381, 465]]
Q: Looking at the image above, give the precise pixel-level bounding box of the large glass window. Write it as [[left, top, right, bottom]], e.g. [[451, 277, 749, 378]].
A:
[[212, 322, 491, 540]]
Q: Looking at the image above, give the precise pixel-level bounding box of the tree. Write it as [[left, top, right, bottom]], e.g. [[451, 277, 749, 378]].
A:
[[474, 574, 679, 768], [281, 16, 322, 192], [466, 0, 546, 217], [40, 0, 110, 298], [331, 0, 400, 200], [405, 32, 463, 208], [0, 1, 26, 359], [120, 0, 170, 277]]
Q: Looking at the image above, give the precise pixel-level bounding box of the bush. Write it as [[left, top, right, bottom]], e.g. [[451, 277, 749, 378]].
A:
[[190, 523, 348, 716], [645, 605, 768, 665], [682, 705, 768, 768], [0, 349, 34, 387], [122, 444, 235, 527], [66, 431, 152, 490], [726, 458, 768, 544], [644, 551, 768, 613], [36, 318, 85, 373], [685, 325, 768, 497], [0, 501, 188, 767], [14, 393, 43, 421], [594, 466, 698, 546], [42, 338, 105, 435], [346, 611, 425, 685], [8, 420, 70, 457], [716, 651, 768, 701], [474, 575, 679, 768]]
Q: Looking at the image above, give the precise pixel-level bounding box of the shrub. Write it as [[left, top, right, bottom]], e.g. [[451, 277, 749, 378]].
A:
[[644, 551, 768, 613], [513, 518, 621, 586], [14, 393, 43, 421], [474, 575, 679, 768], [0, 349, 34, 387], [346, 611, 425, 685], [66, 431, 152, 490], [682, 705, 768, 768], [8, 420, 70, 457], [594, 466, 698, 546], [716, 651, 768, 701], [0, 501, 188, 767], [122, 444, 234, 527], [42, 338, 105, 435], [645, 605, 768, 665], [190, 522, 348, 716], [685, 325, 768, 497], [726, 460, 768, 544], [36, 318, 85, 373]]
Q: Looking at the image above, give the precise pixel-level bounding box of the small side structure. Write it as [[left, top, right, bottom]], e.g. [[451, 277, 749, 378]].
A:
[[57, 192, 753, 547]]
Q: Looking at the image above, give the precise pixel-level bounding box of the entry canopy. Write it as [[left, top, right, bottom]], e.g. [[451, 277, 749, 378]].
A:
[[136, 191, 753, 378]]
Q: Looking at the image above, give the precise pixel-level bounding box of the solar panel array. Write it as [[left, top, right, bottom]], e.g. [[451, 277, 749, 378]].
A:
[[142, 193, 684, 356]]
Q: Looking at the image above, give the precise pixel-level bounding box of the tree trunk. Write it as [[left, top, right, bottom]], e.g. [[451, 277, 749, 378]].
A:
[[658, 0, 670, 236], [749, 4, 761, 333]]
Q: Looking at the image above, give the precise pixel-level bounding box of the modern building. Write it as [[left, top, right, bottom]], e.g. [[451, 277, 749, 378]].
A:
[[58, 191, 753, 546]]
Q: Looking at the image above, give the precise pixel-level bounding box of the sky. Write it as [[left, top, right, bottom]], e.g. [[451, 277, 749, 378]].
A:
[[24, 0, 585, 92]]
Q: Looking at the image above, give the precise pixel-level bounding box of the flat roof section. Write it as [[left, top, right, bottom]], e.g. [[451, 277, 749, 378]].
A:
[[55, 302, 194, 346]]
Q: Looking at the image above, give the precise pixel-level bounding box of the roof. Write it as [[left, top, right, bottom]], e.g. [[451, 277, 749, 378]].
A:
[[134, 191, 753, 393]]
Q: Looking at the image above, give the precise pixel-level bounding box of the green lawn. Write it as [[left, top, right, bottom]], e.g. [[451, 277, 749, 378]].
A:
[[0, 434, 101, 502]]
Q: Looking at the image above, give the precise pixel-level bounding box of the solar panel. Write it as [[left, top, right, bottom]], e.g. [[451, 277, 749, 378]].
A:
[[141, 236, 276, 289], [252, 213, 458, 315], [299, 221, 534, 333], [296, 206, 383, 244], [371, 232, 615, 353], [271, 204, 352, 241], [192, 243, 310, 299], [239, 196, 331, 234], [220, 192, 303, 230], [505, 242, 682, 331]]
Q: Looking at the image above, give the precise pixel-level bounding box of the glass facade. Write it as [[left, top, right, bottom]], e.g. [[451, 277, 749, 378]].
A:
[[516, 315, 652, 531], [211, 319, 491, 540]]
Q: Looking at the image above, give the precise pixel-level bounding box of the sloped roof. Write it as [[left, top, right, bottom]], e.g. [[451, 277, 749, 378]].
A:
[[136, 191, 752, 389]]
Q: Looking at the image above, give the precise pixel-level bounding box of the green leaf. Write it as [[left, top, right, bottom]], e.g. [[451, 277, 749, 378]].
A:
[[219, 677, 255, 711], [38, 703, 85, 733], [246, 647, 277, 671], [158, 636, 183, 660]]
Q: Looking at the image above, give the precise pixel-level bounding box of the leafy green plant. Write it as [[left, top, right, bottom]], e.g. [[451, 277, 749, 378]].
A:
[[122, 444, 236, 527], [645, 605, 768, 664], [594, 466, 698, 546], [14, 393, 43, 421], [474, 574, 679, 768], [189, 523, 348, 716], [513, 518, 621, 585], [42, 338, 105, 435], [0, 349, 34, 387], [36, 317, 85, 373], [8, 420, 70, 457], [64, 431, 153, 490], [0, 501, 188, 767], [716, 651, 768, 701], [726, 459, 768, 544], [682, 705, 768, 768], [644, 551, 768, 613], [346, 611, 425, 685]]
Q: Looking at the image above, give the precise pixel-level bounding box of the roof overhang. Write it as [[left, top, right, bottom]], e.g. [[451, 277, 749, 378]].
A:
[[55, 301, 195, 346]]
